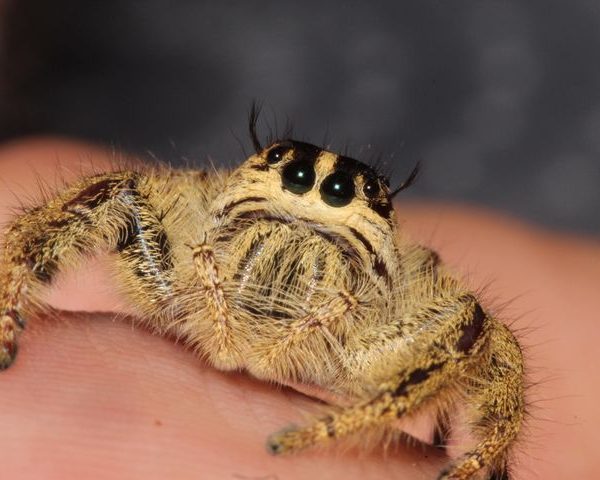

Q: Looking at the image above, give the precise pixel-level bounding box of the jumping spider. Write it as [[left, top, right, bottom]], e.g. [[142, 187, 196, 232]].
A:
[[0, 117, 524, 480]]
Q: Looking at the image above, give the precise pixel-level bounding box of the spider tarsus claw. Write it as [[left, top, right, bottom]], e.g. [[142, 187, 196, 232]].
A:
[[266, 437, 285, 455], [0, 342, 17, 370], [266, 427, 300, 455], [0, 311, 21, 370]]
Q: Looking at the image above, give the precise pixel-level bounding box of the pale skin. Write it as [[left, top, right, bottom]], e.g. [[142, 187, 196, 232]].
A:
[[0, 138, 598, 479]]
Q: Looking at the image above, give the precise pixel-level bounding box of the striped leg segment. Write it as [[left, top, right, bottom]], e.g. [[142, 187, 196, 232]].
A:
[[438, 325, 523, 480], [0, 173, 174, 368]]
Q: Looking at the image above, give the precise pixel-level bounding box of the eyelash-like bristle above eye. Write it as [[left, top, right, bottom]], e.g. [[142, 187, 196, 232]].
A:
[[248, 101, 263, 153], [248, 103, 297, 154]]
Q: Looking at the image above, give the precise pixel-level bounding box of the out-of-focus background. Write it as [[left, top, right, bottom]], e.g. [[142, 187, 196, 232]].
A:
[[1, 1, 599, 234]]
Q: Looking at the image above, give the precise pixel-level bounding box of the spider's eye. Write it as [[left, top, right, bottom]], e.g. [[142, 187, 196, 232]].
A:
[[320, 171, 355, 207], [282, 160, 316, 194], [363, 178, 380, 199], [267, 145, 290, 165]]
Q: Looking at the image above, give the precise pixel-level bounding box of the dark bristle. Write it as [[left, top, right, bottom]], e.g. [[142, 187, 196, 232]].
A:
[[366, 152, 393, 186], [287, 140, 322, 165], [390, 161, 421, 198], [248, 101, 263, 153], [249, 106, 297, 150]]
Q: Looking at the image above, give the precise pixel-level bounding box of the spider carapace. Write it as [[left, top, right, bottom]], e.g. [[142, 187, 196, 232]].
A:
[[0, 125, 524, 479]]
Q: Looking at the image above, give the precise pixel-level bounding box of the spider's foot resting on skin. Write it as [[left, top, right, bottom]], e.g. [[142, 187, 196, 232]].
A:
[[438, 463, 510, 480], [0, 310, 23, 369], [266, 426, 307, 455], [266, 392, 398, 456]]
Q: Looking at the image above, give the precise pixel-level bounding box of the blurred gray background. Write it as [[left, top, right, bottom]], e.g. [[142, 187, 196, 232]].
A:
[[1, 1, 599, 234]]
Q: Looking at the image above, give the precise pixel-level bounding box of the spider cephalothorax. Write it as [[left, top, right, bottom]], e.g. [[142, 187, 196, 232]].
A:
[[0, 125, 524, 480]]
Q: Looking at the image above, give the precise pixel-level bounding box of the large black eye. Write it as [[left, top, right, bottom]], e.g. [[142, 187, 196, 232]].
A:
[[320, 171, 355, 207], [267, 145, 290, 165], [282, 160, 316, 194], [363, 178, 380, 199]]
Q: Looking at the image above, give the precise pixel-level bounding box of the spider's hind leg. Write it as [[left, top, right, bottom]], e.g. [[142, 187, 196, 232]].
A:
[[0, 172, 176, 368], [438, 323, 524, 480]]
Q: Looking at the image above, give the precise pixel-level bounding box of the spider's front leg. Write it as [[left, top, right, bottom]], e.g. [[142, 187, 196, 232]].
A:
[[0, 172, 176, 368], [268, 293, 524, 480], [187, 239, 242, 369]]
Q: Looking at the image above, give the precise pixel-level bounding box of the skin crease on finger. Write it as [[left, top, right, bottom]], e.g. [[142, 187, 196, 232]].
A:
[[0, 138, 599, 479]]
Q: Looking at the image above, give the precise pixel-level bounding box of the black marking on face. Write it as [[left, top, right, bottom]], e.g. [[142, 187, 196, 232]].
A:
[[456, 299, 486, 354], [369, 199, 394, 221], [347, 227, 375, 255], [347, 226, 390, 284], [288, 140, 322, 164], [218, 196, 266, 219], [249, 163, 269, 172], [393, 362, 443, 397]]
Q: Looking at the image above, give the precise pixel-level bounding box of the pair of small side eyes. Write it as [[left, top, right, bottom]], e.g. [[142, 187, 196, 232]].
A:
[[266, 146, 380, 208]]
